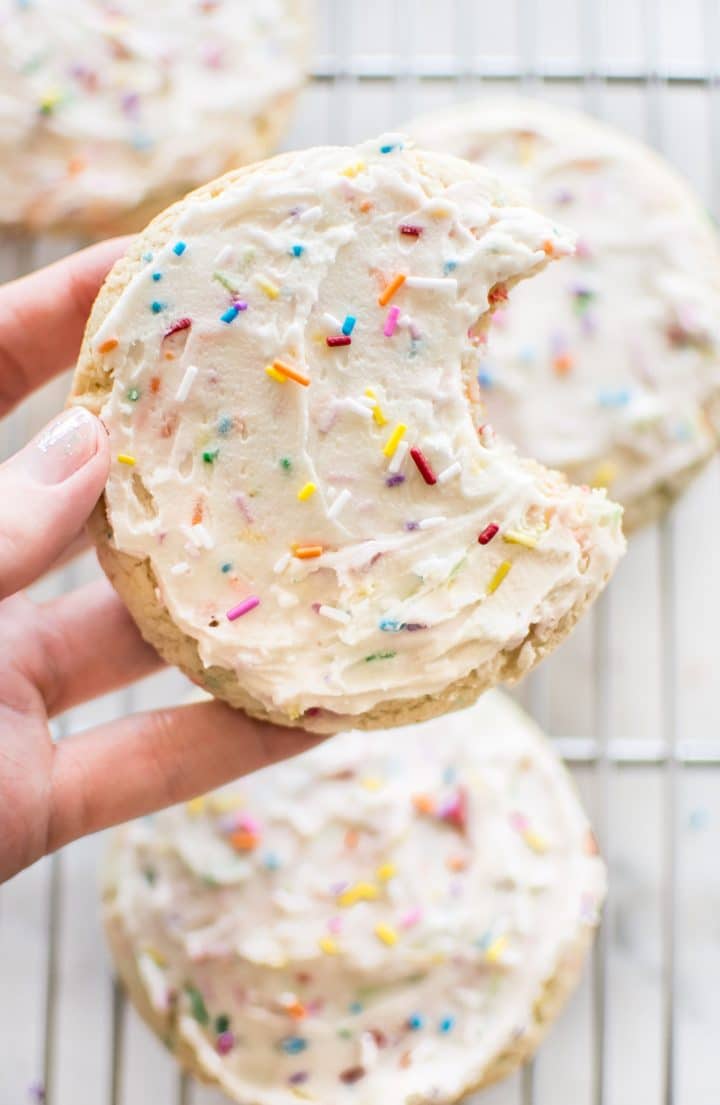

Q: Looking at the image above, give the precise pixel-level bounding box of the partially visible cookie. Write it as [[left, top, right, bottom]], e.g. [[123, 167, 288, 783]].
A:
[[0, 0, 311, 235], [409, 98, 720, 531], [103, 690, 605, 1104], [71, 136, 625, 732]]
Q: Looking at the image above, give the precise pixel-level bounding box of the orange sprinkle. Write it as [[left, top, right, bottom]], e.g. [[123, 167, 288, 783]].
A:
[[192, 502, 204, 526], [359, 199, 373, 213], [229, 829, 259, 852], [344, 828, 359, 851], [542, 239, 555, 256], [285, 1000, 307, 1020], [273, 359, 310, 387], [150, 376, 161, 394], [553, 353, 574, 376], [67, 156, 87, 177], [413, 793, 435, 815], [164, 351, 175, 361], [98, 338, 118, 354], [447, 854, 469, 872], [293, 544, 323, 559], [378, 272, 406, 307]]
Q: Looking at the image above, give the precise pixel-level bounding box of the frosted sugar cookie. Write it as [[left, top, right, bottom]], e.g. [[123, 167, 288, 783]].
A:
[[72, 136, 624, 732], [104, 691, 605, 1103], [409, 98, 720, 529]]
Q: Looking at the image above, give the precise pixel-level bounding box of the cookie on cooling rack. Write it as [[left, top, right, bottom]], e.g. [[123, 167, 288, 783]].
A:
[[70, 135, 624, 733], [103, 690, 605, 1104], [0, 0, 311, 236], [409, 98, 720, 531]]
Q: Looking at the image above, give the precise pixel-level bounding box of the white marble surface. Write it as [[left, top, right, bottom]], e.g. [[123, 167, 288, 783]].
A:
[[1, 1, 719, 1103]]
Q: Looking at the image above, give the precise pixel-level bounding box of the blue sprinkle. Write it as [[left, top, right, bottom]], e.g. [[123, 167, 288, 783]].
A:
[[348, 1001, 364, 1015], [443, 765, 457, 784], [221, 304, 241, 324], [475, 931, 492, 951], [290, 244, 304, 257], [439, 1015, 455, 1034], [597, 388, 631, 408], [477, 370, 493, 389], [407, 1013, 424, 1031], [443, 260, 458, 274], [151, 301, 166, 314], [132, 134, 154, 151], [173, 241, 187, 256], [221, 562, 233, 573], [218, 415, 234, 434], [262, 851, 281, 870], [152, 272, 163, 282], [379, 618, 402, 633], [142, 251, 154, 263], [342, 315, 356, 336], [279, 1036, 308, 1055], [380, 141, 403, 154]]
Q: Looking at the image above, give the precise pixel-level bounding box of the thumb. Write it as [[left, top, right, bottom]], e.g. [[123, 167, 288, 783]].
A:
[[0, 407, 109, 600]]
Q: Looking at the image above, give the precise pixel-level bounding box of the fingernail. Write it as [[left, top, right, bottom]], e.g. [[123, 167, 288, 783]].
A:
[[27, 408, 101, 485]]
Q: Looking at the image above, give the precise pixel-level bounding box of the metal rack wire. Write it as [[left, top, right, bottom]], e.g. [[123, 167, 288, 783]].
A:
[[2, 2, 719, 1104]]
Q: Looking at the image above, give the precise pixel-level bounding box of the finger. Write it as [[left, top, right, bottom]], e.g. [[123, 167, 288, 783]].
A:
[[44, 528, 92, 577], [47, 702, 321, 853], [0, 237, 130, 417], [0, 407, 110, 601], [18, 578, 163, 717]]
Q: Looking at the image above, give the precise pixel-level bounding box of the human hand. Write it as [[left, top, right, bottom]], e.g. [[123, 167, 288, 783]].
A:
[[0, 242, 318, 883]]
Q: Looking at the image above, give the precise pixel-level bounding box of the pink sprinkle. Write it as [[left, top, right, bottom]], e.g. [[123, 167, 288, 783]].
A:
[[400, 907, 423, 929], [163, 317, 191, 339], [226, 596, 260, 621], [327, 916, 343, 934], [238, 813, 261, 834], [383, 306, 400, 337], [510, 811, 528, 832], [216, 1031, 235, 1055], [399, 224, 423, 236]]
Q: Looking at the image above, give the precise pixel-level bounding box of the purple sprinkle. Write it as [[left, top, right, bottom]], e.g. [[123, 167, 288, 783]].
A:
[[404, 520, 420, 531], [216, 1031, 235, 1055], [386, 474, 405, 487], [404, 622, 427, 632], [289, 1072, 309, 1085], [234, 300, 249, 311]]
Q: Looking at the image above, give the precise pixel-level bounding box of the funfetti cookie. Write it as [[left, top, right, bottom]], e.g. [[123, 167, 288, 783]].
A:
[[103, 690, 606, 1105], [0, 0, 311, 235], [71, 136, 625, 733], [409, 97, 720, 530]]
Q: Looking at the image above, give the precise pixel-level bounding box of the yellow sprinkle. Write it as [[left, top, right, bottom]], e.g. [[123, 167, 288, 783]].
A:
[[256, 275, 280, 299], [208, 792, 244, 814], [39, 88, 63, 113], [382, 422, 407, 458], [338, 881, 379, 908], [185, 796, 206, 817], [376, 863, 396, 883], [374, 923, 399, 947], [503, 530, 538, 550], [144, 947, 167, 967], [365, 387, 388, 426], [117, 453, 136, 466], [265, 364, 287, 383], [340, 159, 366, 178], [361, 776, 383, 792], [486, 560, 512, 595], [591, 461, 617, 489], [318, 936, 340, 955], [297, 482, 317, 502], [485, 935, 509, 964], [523, 829, 548, 854]]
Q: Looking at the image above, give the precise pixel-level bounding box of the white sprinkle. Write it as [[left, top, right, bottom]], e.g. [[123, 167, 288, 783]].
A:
[[273, 552, 291, 575], [387, 439, 409, 474], [342, 398, 373, 419], [418, 516, 447, 530], [175, 363, 198, 403], [214, 245, 235, 267], [170, 561, 191, 575], [357, 395, 376, 409], [405, 276, 458, 293], [437, 461, 462, 484], [322, 311, 343, 331], [318, 604, 351, 625], [360, 1031, 380, 1070], [327, 488, 352, 520], [299, 204, 322, 224], [181, 523, 214, 549]]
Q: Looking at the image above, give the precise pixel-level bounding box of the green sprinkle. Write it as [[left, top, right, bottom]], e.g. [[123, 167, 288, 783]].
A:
[[218, 416, 233, 434], [364, 650, 396, 663], [215, 1014, 231, 1034], [337, 1028, 353, 1039], [280, 457, 292, 471], [142, 866, 156, 885], [203, 448, 219, 464], [213, 270, 242, 294], [184, 984, 209, 1026], [127, 387, 140, 402]]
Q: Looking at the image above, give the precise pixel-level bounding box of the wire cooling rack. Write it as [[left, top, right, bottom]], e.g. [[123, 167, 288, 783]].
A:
[[2, 2, 720, 1103]]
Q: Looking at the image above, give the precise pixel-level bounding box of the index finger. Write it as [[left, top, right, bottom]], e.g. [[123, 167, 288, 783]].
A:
[[0, 237, 130, 418]]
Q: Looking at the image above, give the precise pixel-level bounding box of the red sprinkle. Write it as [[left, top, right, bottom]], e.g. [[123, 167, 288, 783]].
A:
[[340, 1067, 366, 1085], [409, 447, 437, 486], [326, 335, 352, 347], [488, 283, 508, 305], [478, 523, 499, 545], [399, 224, 423, 236], [163, 317, 191, 339]]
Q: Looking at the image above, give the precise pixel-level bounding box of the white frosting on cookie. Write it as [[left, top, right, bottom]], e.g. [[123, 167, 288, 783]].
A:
[[91, 136, 624, 725], [0, 0, 310, 230], [408, 98, 720, 515], [104, 691, 605, 1104]]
